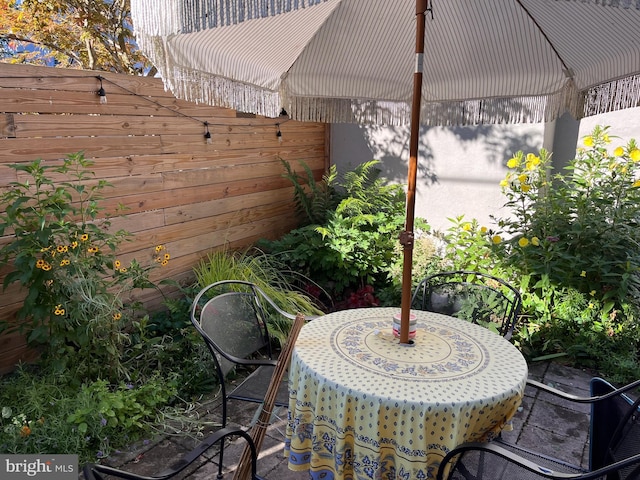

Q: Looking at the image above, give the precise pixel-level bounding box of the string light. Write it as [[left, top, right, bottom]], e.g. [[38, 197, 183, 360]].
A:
[[204, 122, 212, 144], [96, 76, 107, 104], [1, 74, 291, 139]]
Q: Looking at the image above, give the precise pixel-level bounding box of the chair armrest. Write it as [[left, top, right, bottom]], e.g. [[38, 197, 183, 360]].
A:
[[437, 441, 640, 480], [526, 377, 640, 403], [436, 442, 584, 480], [83, 427, 258, 480]]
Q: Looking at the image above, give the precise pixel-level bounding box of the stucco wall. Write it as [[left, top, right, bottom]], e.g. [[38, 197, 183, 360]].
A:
[[330, 107, 640, 233]]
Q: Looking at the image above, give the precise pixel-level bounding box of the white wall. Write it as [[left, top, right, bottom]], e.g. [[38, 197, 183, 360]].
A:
[[330, 107, 640, 233]]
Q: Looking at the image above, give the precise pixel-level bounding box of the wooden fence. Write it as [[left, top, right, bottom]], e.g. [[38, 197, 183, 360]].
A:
[[0, 63, 327, 373]]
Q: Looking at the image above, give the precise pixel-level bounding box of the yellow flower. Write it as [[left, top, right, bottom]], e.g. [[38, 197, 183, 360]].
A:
[[59, 259, 70, 266], [632, 180, 640, 188], [161, 259, 169, 267], [54, 305, 65, 316], [87, 246, 99, 253], [36, 259, 45, 268], [603, 134, 611, 144], [614, 146, 624, 157], [56, 245, 68, 253], [506, 157, 519, 169], [119, 268, 127, 273], [42, 263, 52, 271], [462, 223, 472, 231], [531, 236, 540, 246], [155, 245, 165, 252], [80, 234, 89, 242], [580, 271, 586, 277], [518, 237, 530, 247], [71, 241, 78, 249], [499, 179, 508, 188], [480, 226, 488, 234], [590, 290, 596, 296], [114, 260, 121, 269], [521, 184, 531, 193], [630, 149, 640, 162], [525, 154, 541, 170], [518, 174, 527, 184], [163, 253, 170, 261], [588, 302, 595, 309], [492, 235, 502, 245], [583, 136, 594, 147], [113, 312, 122, 321]]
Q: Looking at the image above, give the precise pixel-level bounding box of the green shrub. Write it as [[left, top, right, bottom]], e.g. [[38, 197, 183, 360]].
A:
[[427, 126, 640, 381], [495, 126, 640, 309], [0, 365, 177, 464], [261, 159, 428, 298], [0, 153, 169, 380]]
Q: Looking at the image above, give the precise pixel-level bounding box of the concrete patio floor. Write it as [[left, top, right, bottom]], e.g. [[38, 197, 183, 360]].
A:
[[94, 361, 596, 479]]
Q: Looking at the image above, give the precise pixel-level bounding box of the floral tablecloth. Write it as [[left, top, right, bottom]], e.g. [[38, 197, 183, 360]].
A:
[[285, 307, 527, 479]]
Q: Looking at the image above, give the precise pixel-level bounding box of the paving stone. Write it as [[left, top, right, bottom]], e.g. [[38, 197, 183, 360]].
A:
[[80, 361, 594, 479], [516, 425, 587, 468]]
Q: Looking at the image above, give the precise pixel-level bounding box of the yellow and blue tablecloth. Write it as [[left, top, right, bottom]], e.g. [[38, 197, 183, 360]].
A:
[[285, 307, 527, 479]]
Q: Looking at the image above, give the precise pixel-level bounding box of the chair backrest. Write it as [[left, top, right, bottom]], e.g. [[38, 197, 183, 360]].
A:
[[191, 281, 273, 378], [590, 377, 640, 479], [411, 270, 522, 339], [82, 426, 263, 480]]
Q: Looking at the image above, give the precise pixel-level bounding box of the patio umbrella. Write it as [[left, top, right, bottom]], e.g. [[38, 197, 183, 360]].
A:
[[130, 0, 640, 343]]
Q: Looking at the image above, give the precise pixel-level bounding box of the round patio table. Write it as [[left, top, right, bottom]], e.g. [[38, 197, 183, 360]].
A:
[[284, 307, 527, 479]]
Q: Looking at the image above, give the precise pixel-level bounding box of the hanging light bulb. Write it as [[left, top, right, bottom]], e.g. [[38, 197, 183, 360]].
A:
[[96, 76, 107, 104], [276, 123, 283, 144], [204, 122, 212, 144]]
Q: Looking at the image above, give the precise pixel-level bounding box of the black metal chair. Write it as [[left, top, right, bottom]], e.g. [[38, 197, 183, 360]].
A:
[[436, 377, 640, 480], [190, 280, 299, 478], [82, 427, 264, 480], [411, 270, 522, 340]]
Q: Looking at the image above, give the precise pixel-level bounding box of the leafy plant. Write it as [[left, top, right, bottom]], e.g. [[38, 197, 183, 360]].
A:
[[495, 127, 640, 309], [0, 365, 177, 464], [0, 152, 169, 380], [192, 247, 324, 343], [262, 159, 426, 298], [281, 159, 339, 225]]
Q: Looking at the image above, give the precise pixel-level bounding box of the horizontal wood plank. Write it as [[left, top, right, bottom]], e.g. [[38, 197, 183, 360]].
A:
[[0, 63, 327, 372]]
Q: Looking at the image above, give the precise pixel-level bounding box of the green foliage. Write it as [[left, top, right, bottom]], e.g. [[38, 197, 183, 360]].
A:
[[262, 159, 423, 297], [439, 217, 508, 275], [0, 153, 168, 380], [0, 365, 177, 464], [281, 159, 339, 225], [436, 126, 640, 381], [496, 127, 640, 308], [192, 247, 324, 343]]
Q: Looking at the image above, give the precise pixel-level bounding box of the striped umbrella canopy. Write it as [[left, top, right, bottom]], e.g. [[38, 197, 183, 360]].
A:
[[131, 0, 640, 342]]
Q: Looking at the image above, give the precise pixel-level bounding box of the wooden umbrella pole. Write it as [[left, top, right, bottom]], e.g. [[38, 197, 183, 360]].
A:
[[399, 0, 428, 344], [232, 312, 306, 480]]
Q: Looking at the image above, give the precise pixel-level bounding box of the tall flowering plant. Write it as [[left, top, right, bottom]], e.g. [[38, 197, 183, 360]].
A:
[[495, 126, 640, 322], [0, 152, 169, 379]]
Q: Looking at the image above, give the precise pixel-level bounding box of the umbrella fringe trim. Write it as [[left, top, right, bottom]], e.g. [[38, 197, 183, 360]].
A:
[[131, 0, 329, 34], [133, 38, 640, 126]]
